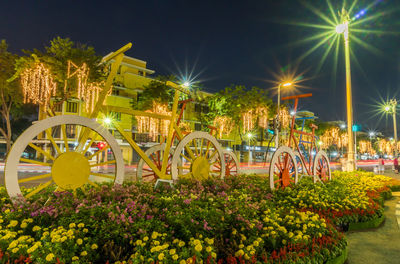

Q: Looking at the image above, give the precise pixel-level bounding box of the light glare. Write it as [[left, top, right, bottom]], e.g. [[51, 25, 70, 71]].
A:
[[336, 24, 346, 34]]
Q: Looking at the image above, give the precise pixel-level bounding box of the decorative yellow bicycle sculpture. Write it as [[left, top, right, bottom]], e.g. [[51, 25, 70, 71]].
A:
[[5, 43, 234, 204]]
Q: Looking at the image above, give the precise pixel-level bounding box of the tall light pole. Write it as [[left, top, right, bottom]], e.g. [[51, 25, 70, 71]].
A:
[[384, 99, 398, 157], [275, 82, 292, 148], [336, 8, 355, 171]]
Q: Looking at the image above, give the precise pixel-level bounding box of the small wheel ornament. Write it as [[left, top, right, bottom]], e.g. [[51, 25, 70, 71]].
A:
[[5, 115, 124, 205], [269, 146, 298, 190], [313, 151, 331, 183], [171, 131, 225, 180]]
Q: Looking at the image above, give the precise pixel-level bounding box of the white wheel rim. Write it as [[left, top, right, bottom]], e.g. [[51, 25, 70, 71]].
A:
[[171, 131, 225, 180], [223, 150, 240, 176], [313, 151, 331, 183], [5, 115, 124, 203], [269, 146, 298, 190]]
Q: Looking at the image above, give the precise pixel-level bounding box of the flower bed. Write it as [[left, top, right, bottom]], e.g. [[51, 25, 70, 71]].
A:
[[0, 171, 396, 263]]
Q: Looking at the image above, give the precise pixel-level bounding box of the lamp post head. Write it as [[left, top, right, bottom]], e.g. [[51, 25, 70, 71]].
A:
[[247, 133, 253, 139], [182, 81, 190, 88], [336, 24, 346, 34], [282, 82, 292, 87]]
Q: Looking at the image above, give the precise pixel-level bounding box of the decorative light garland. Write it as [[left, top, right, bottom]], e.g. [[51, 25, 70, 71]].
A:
[[242, 110, 254, 134], [136, 102, 171, 141], [20, 63, 57, 110], [256, 107, 269, 129], [213, 116, 234, 138], [278, 108, 290, 128]]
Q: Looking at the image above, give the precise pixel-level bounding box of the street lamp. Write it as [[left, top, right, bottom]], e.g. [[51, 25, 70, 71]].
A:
[[384, 99, 398, 157], [275, 81, 293, 148], [336, 8, 355, 171], [247, 132, 254, 164]]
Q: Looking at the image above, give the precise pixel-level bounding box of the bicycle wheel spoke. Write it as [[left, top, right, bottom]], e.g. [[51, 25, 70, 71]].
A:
[[61, 124, 69, 152], [18, 173, 51, 183], [26, 180, 53, 198], [20, 158, 51, 167], [90, 160, 116, 167], [28, 143, 55, 161], [180, 153, 192, 162], [87, 145, 109, 160], [87, 179, 99, 188], [82, 136, 95, 154], [45, 129, 62, 154]]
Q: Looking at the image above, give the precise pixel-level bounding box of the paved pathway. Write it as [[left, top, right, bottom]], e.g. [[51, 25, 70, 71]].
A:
[[346, 172, 400, 264]]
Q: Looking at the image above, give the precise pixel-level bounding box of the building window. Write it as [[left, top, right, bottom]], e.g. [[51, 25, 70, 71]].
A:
[[195, 104, 202, 113], [66, 102, 78, 113], [66, 125, 76, 138], [53, 102, 63, 112], [112, 88, 120, 96], [202, 105, 209, 113], [110, 111, 121, 121], [138, 70, 144, 76], [194, 123, 202, 131]]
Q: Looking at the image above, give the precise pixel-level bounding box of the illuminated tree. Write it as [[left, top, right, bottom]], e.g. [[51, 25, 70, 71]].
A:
[[13, 37, 104, 112], [0, 40, 25, 153], [207, 85, 273, 143]]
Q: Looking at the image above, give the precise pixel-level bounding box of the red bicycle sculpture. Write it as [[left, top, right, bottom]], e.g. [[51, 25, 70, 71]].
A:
[[269, 93, 331, 189]]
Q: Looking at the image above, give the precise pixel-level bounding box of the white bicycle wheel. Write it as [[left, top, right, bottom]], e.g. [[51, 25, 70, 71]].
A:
[[269, 146, 298, 190], [313, 150, 331, 183], [171, 131, 225, 180], [5, 115, 124, 204]]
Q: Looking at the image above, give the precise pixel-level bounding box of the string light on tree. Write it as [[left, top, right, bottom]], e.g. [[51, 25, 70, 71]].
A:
[[256, 107, 269, 129], [213, 116, 235, 138], [136, 102, 171, 141], [20, 63, 57, 110], [242, 110, 254, 134]]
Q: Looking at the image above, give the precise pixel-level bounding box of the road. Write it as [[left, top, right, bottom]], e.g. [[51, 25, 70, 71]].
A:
[[0, 160, 394, 186]]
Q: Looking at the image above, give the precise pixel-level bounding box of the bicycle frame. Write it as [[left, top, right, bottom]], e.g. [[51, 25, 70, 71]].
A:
[[282, 93, 319, 175]]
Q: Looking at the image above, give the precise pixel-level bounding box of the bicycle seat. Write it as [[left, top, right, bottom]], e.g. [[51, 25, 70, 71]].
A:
[[281, 93, 312, 101]]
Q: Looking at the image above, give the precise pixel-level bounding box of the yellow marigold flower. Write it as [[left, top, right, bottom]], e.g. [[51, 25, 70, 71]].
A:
[[235, 250, 244, 257], [91, 244, 98, 250], [136, 240, 143, 246], [20, 222, 28, 229], [232, 229, 237, 235], [169, 249, 176, 255], [11, 248, 19, 254], [72, 256, 79, 261], [206, 246, 212, 252], [193, 239, 201, 245], [179, 260, 186, 264], [32, 226, 41, 232], [77, 238, 83, 245], [83, 228, 88, 233], [46, 253, 55, 261], [69, 223, 76, 229], [61, 236, 67, 242], [172, 254, 179, 260], [77, 223, 85, 228], [158, 253, 165, 261], [8, 240, 18, 249], [195, 244, 203, 252], [143, 236, 149, 241], [8, 220, 18, 227], [206, 238, 214, 245], [178, 241, 185, 247], [253, 240, 259, 247], [211, 252, 217, 258], [81, 251, 87, 256], [151, 232, 158, 239]]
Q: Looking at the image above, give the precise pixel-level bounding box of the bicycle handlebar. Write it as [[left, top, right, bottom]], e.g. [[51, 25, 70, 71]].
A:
[[101, 43, 133, 63], [166, 81, 193, 96]]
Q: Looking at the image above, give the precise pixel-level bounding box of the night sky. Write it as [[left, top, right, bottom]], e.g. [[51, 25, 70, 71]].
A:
[[1, 0, 399, 135]]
